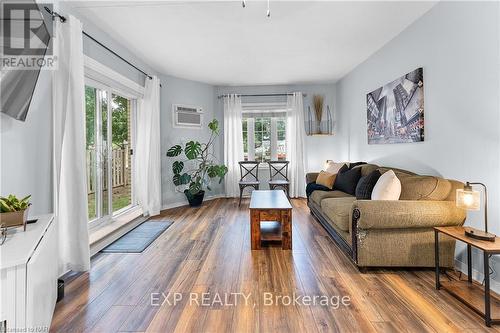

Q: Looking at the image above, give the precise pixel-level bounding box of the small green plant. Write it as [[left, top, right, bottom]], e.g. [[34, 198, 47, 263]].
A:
[[0, 194, 31, 213], [166, 119, 227, 198]]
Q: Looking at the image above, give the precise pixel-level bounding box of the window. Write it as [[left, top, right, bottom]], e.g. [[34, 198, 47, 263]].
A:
[[243, 115, 287, 163]]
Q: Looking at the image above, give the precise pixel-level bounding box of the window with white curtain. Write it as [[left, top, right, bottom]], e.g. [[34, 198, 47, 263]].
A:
[[242, 102, 288, 164]]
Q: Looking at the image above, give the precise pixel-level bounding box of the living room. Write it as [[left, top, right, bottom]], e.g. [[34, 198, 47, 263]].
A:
[[1, 1, 499, 332]]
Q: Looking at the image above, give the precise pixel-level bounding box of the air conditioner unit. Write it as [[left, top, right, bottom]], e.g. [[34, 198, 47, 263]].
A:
[[172, 104, 203, 128]]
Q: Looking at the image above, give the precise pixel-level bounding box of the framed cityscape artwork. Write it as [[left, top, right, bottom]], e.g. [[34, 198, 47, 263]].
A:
[[366, 67, 424, 144]]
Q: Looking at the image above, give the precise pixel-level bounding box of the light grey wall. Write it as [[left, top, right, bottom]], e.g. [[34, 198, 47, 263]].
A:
[[0, 2, 158, 215], [0, 70, 53, 215], [335, 1, 500, 288], [161, 74, 223, 207]]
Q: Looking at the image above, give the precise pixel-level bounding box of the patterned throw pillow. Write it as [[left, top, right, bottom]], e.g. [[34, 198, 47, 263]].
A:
[[355, 170, 382, 200]]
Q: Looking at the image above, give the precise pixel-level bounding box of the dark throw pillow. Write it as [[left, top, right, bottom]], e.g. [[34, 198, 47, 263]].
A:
[[337, 163, 349, 174], [333, 166, 362, 195], [349, 161, 367, 169], [306, 182, 332, 199], [355, 170, 382, 200]]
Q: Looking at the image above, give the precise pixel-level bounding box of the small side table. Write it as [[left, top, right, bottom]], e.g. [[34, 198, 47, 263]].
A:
[[434, 226, 500, 326]]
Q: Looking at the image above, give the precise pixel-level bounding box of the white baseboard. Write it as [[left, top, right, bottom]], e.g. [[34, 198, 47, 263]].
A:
[[454, 259, 500, 294], [161, 193, 225, 211]]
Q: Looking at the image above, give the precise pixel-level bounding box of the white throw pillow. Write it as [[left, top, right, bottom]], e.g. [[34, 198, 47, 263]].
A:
[[371, 170, 401, 200], [324, 161, 346, 174]]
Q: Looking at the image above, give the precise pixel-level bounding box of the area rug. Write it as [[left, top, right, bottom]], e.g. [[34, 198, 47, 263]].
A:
[[101, 220, 172, 253]]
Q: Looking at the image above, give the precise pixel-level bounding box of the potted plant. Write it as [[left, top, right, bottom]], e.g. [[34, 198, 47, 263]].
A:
[[166, 119, 228, 207], [0, 194, 31, 231]]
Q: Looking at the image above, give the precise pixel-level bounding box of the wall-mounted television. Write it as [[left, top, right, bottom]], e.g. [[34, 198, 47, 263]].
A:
[[0, 0, 52, 121]]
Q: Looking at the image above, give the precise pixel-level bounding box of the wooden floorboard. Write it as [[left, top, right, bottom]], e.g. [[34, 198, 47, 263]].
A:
[[51, 198, 500, 333]]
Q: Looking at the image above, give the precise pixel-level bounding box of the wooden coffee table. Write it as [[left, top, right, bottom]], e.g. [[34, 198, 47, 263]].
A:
[[249, 190, 292, 250]]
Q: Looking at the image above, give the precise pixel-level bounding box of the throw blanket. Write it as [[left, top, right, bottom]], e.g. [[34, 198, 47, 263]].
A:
[[306, 182, 332, 199]]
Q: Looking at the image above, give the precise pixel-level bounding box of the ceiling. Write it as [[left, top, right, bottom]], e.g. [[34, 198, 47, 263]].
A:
[[69, 1, 436, 86]]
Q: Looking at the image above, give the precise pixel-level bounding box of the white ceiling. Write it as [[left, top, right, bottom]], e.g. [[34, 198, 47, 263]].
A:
[[69, 1, 436, 86]]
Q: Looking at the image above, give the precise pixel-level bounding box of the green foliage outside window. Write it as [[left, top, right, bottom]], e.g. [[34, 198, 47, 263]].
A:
[[85, 88, 130, 149]]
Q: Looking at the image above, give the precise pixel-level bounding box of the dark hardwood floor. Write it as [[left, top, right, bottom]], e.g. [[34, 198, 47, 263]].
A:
[[51, 198, 500, 332]]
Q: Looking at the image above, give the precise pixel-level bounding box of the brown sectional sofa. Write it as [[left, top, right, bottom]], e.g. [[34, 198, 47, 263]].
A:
[[306, 164, 467, 268]]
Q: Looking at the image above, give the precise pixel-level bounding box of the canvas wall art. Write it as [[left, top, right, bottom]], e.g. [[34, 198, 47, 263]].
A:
[[366, 67, 424, 144]]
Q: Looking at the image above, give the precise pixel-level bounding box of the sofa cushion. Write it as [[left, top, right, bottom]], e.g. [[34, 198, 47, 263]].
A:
[[310, 190, 352, 205], [378, 167, 415, 179], [356, 164, 379, 176], [400, 176, 453, 201], [372, 170, 401, 200], [321, 197, 357, 231], [355, 170, 382, 200], [333, 166, 362, 195], [316, 171, 336, 189]]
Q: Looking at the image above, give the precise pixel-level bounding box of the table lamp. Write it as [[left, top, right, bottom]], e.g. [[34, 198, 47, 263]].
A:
[[456, 182, 496, 241]]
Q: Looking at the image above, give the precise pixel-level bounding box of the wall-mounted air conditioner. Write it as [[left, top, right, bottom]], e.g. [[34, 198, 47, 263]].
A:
[[173, 104, 203, 128]]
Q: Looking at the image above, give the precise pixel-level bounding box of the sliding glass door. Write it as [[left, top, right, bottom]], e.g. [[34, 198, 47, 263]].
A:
[[85, 83, 136, 223]]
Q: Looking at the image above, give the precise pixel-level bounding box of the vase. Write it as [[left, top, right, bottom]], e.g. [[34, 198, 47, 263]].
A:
[[316, 122, 322, 135]]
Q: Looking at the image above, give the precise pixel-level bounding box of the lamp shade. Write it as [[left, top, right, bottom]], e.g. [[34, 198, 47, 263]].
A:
[[456, 188, 480, 210]]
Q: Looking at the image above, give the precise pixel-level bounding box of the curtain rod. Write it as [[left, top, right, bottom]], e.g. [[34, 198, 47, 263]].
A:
[[44, 7, 159, 85], [82, 31, 153, 80], [217, 93, 307, 99]]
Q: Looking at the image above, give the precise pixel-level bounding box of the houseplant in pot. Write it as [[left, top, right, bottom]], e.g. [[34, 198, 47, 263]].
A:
[[166, 119, 227, 207], [0, 194, 31, 231]]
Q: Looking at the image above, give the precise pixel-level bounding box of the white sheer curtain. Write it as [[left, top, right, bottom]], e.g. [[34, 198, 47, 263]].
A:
[[53, 16, 90, 273], [223, 94, 244, 197], [286, 92, 306, 198], [135, 76, 162, 216]]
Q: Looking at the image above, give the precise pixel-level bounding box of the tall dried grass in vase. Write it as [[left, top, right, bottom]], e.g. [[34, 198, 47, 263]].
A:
[[313, 95, 324, 134]]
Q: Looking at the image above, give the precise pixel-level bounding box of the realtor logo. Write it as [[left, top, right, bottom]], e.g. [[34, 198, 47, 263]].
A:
[[2, 2, 53, 56]]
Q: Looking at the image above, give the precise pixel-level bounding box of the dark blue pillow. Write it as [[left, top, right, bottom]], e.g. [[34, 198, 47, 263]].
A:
[[355, 170, 382, 200]]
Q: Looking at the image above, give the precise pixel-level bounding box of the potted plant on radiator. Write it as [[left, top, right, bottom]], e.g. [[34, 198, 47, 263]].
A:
[[0, 194, 31, 231], [166, 119, 227, 207]]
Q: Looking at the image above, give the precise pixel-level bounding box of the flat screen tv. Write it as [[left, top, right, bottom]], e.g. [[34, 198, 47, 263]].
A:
[[0, 0, 51, 121]]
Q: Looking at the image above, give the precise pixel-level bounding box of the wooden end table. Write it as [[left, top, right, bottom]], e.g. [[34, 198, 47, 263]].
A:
[[249, 190, 292, 250], [434, 226, 500, 326]]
